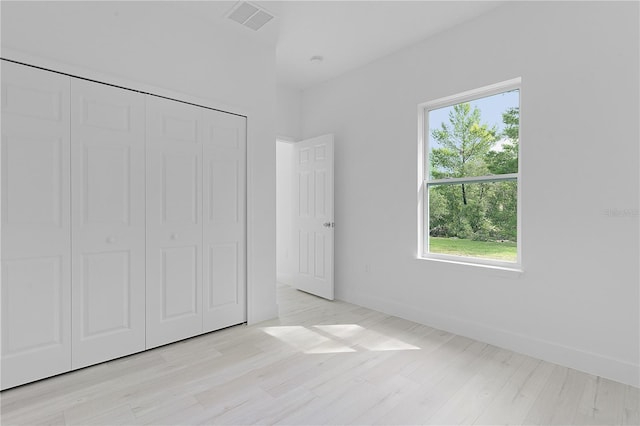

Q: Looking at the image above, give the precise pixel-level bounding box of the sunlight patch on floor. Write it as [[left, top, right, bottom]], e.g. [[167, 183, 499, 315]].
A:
[[261, 324, 420, 354], [260, 326, 355, 354], [314, 324, 421, 351]]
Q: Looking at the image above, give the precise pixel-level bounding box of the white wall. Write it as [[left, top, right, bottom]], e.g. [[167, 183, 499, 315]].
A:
[[1, 1, 278, 323], [276, 142, 294, 284], [301, 1, 639, 386], [277, 85, 303, 141], [275, 85, 301, 285]]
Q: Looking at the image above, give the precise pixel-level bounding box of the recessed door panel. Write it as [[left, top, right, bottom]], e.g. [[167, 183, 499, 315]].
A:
[[314, 145, 326, 161], [209, 159, 239, 223], [71, 78, 145, 369], [298, 231, 310, 275], [80, 251, 131, 338], [210, 126, 239, 149], [4, 136, 62, 226], [146, 95, 203, 348], [298, 171, 311, 218], [314, 233, 326, 279], [299, 147, 310, 164], [82, 99, 131, 131], [162, 153, 199, 225], [202, 110, 246, 332], [208, 243, 238, 309], [2, 81, 62, 121], [162, 115, 198, 142], [83, 145, 131, 225], [1, 61, 71, 390], [315, 169, 327, 218], [2, 257, 63, 355], [162, 246, 198, 320]]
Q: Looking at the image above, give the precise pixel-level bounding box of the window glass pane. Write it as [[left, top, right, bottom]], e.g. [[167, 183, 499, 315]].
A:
[[428, 180, 517, 262], [428, 90, 519, 180]]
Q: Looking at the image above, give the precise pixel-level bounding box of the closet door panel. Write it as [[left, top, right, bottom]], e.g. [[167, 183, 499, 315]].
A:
[[202, 110, 246, 332], [1, 61, 71, 389], [160, 246, 199, 318], [146, 96, 203, 349], [71, 79, 145, 369]]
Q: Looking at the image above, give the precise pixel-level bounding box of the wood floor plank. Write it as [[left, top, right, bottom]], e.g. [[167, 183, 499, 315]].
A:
[[276, 376, 377, 425], [218, 386, 317, 425], [580, 376, 627, 425], [0, 409, 66, 426], [427, 348, 528, 424], [1, 351, 167, 424], [373, 340, 493, 425], [195, 386, 274, 425], [1, 350, 165, 415], [65, 403, 134, 425], [523, 365, 589, 425], [473, 357, 555, 425], [623, 385, 640, 425], [349, 374, 422, 425], [131, 395, 200, 422], [303, 351, 394, 398]]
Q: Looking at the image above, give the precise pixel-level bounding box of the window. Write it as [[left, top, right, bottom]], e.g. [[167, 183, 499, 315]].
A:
[[419, 79, 521, 268]]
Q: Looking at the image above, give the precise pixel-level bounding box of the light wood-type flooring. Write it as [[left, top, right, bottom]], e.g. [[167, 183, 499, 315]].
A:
[[1, 284, 638, 425]]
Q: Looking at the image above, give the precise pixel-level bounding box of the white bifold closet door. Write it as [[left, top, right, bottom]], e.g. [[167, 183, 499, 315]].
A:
[[146, 96, 247, 348], [146, 96, 204, 348], [202, 109, 246, 332], [1, 60, 247, 388], [1, 61, 72, 389], [70, 79, 146, 368]]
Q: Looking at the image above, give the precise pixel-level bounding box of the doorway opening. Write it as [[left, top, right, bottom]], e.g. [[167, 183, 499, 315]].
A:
[[276, 139, 295, 286]]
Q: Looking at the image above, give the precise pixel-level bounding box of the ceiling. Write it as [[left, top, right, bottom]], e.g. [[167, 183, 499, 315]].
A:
[[268, 1, 503, 90], [173, 1, 504, 91]]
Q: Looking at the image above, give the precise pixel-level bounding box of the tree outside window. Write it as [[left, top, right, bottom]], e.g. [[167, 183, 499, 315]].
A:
[[423, 83, 520, 265]]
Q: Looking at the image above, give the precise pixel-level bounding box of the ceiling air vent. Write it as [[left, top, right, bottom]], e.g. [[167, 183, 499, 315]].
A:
[[227, 1, 274, 31]]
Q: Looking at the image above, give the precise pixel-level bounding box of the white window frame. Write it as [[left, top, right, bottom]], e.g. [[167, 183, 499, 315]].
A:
[[417, 78, 522, 270]]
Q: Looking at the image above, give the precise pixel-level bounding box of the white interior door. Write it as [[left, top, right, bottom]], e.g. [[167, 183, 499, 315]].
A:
[[1, 61, 72, 389], [202, 109, 247, 332], [292, 134, 334, 300], [146, 95, 203, 349], [70, 79, 146, 369]]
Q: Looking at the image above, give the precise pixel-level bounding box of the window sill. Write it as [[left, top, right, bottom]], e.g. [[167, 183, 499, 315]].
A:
[[417, 255, 523, 278]]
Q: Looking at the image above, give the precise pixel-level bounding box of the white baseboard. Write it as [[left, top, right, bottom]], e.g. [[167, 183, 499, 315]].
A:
[[343, 292, 639, 388]]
